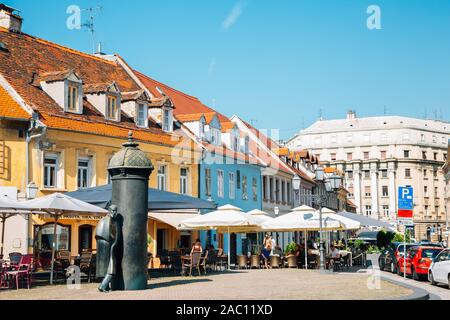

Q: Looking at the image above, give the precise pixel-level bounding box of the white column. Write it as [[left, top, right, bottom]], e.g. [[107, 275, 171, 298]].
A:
[[354, 170, 362, 214], [371, 170, 379, 219], [389, 169, 397, 219]]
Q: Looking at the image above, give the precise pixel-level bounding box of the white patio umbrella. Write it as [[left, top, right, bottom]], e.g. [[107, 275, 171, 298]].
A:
[[24, 193, 108, 284], [261, 205, 343, 232], [261, 205, 344, 269], [0, 196, 31, 256], [247, 209, 273, 252], [179, 205, 264, 270]]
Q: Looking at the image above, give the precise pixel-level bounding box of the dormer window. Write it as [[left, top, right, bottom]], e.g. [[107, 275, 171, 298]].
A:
[[244, 136, 250, 154], [39, 69, 83, 115], [137, 104, 146, 127], [67, 83, 79, 111], [162, 107, 173, 132], [107, 95, 118, 120], [85, 82, 121, 122], [121, 90, 150, 128], [199, 119, 206, 141], [211, 128, 221, 145]]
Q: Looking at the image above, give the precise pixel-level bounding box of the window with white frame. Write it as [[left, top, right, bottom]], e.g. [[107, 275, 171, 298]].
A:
[[244, 136, 250, 154], [157, 165, 167, 191], [44, 153, 59, 188], [383, 205, 389, 216], [77, 157, 91, 189], [211, 128, 221, 145], [137, 103, 147, 127], [162, 108, 173, 132], [205, 168, 212, 197], [252, 177, 258, 202], [365, 205, 372, 216], [242, 175, 248, 200], [217, 170, 224, 198], [229, 172, 235, 199], [180, 168, 189, 195], [199, 120, 206, 140]]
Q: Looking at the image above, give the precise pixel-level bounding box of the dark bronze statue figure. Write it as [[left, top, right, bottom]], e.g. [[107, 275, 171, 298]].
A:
[[95, 208, 112, 279], [98, 205, 122, 292]]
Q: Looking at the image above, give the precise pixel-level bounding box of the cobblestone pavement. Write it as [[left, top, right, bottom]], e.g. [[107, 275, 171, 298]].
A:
[[0, 269, 412, 300]]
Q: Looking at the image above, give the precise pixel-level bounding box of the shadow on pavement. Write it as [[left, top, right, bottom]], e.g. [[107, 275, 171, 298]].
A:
[[148, 278, 212, 289]]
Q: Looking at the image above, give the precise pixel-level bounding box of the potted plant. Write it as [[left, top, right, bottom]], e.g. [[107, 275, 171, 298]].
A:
[[284, 243, 298, 268], [250, 246, 261, 269]]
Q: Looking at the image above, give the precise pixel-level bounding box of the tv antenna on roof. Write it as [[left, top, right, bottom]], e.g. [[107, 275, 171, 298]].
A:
[[81, 6, 103, 54]]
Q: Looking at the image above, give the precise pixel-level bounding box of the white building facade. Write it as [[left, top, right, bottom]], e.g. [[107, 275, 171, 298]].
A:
[[287, 112, 450, 241]]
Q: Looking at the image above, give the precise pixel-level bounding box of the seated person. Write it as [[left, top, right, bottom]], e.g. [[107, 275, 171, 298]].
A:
[[328, 245, 341, 269], [271, 245, 283, 257]]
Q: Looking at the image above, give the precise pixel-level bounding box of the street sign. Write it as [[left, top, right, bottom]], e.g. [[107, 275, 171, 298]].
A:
[[398, 186, 413, 219]]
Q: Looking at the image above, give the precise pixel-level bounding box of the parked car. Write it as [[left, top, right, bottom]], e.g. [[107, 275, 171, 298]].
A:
[[397, 246, 443, 280], [428, 249, 450, 288], [379, 242, 415, 273]]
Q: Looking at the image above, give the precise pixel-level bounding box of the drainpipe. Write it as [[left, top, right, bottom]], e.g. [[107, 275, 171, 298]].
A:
[[25, 117, 46, 253]]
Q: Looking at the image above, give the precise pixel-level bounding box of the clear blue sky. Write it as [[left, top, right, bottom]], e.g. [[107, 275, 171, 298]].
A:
[[7, 0, 450, 139]]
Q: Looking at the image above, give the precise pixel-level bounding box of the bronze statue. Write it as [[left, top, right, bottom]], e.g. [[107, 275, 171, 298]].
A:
[[98, 205, 122, 292], [95, 206, 113, 279]]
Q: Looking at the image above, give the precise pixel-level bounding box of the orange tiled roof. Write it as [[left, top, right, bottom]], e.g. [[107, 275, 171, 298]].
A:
[[40, 112, 184, 147], [134, 70, 230, 122], [175, 112, 218, 124], [221, 121, 236, 133], [0, 85, 30, 120], [0, 28, 185, 147]]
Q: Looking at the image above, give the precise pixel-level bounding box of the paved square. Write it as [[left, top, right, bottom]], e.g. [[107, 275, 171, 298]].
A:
[[0, 269, 412, 300]]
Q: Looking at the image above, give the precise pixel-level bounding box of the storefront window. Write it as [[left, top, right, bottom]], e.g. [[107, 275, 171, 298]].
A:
[[34, 223, 71, 252]]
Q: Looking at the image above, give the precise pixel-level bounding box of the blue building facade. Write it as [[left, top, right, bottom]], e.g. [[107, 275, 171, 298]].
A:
[[199, 151, 263, 260]]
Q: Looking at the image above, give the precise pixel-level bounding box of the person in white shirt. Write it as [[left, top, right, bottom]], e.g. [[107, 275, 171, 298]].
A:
[[329, 245, 340, 269]]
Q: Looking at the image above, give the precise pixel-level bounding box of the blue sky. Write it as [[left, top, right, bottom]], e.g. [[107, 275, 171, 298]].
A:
[[7, 0, 450, 139]]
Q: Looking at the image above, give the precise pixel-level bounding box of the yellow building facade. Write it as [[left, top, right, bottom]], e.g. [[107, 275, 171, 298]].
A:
[[0, 24, 203, 260]]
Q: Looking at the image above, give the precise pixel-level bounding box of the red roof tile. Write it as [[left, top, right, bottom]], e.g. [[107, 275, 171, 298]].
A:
[[0, 84, 30, 119], [0, 29, 183, 147]]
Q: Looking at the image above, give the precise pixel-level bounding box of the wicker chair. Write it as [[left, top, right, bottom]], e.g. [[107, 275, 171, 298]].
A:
[[200, 251, 209, 275], [79, 251, 94, 282], [237, 255, 249, 269], [250, 255, 260, 269], [270, 255, 281, 269], [188, 252, 202, 276]]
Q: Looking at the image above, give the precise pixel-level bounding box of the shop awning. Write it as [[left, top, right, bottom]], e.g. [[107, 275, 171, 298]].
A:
[[65, 184, 217, 211], [148, 211, 200, 229]]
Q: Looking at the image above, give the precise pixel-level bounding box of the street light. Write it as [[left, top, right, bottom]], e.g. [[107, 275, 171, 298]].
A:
[[292, 175, 301, 207], [300, 167, 343, 271], [315, 166, 325, 181], [26, 182, 38, 200]]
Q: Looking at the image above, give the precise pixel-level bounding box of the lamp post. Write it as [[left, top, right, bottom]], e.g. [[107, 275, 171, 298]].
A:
[[300, 167, 343, 271]]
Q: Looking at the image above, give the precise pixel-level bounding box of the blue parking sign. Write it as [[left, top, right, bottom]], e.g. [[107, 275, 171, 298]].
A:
[[398, 186, 413, 210]]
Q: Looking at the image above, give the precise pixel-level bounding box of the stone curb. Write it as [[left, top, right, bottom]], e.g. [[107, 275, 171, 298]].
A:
[[381, 276, 431, 300]]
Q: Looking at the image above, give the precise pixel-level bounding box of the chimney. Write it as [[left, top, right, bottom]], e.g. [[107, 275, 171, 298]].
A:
[[0, 4, 22, 33], [347, 110, 356, 120]]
